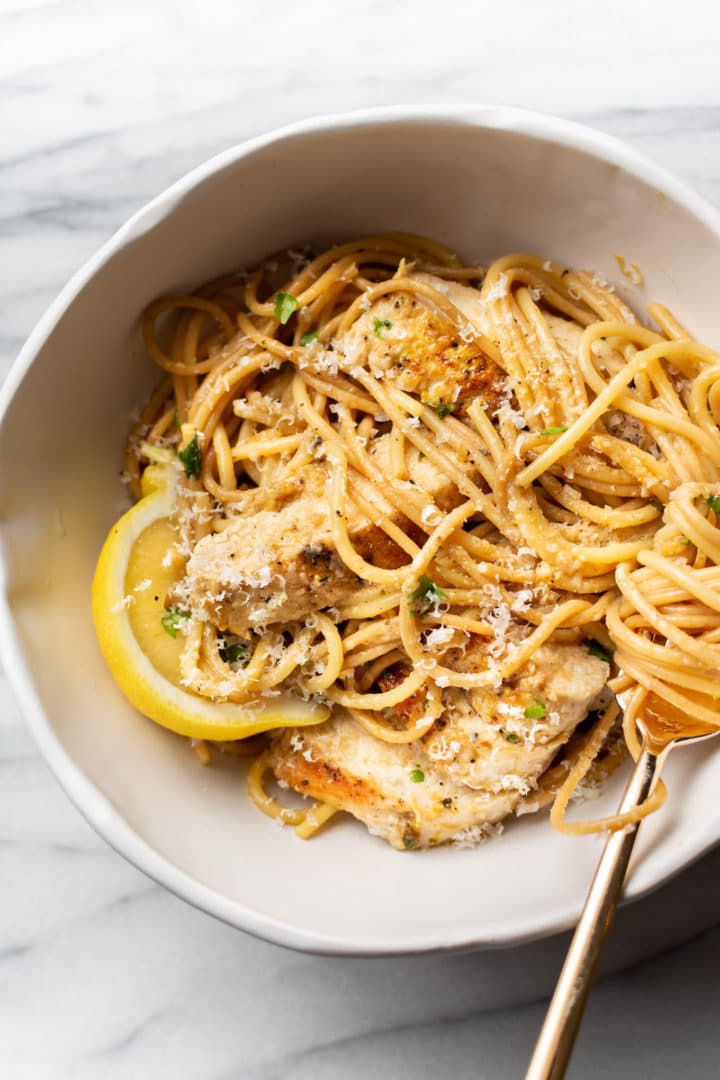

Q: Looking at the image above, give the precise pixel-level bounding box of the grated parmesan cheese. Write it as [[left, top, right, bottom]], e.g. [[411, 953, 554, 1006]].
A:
[[420, 504, 442, 527], [484, 273, 509, 302], [423, 625, 455, 650], [451, 822, 504, 849]]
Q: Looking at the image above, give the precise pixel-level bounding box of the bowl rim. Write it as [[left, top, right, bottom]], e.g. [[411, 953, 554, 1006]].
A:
[[2, 103, 720, 956]]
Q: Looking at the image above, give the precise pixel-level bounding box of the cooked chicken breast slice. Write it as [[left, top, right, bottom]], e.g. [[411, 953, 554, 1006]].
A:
[[545, 313, 625, 382], [340, 281, 505, 415], [413, 272, 492, 336], [185, 497, 352, 630], [268, 711, 517, 850], [367, 432, 466, 512], [184, 494, 406, 632], [184, 428, 465, 631], [423, 642, 609, 793], [269, 641, 608, 849]]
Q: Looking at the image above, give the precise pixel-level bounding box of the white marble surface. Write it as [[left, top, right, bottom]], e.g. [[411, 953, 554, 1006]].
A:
[[2, 1, 720, 1076]]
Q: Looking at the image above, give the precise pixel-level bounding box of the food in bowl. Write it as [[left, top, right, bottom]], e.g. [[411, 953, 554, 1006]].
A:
[[92, 232, 720, 851]]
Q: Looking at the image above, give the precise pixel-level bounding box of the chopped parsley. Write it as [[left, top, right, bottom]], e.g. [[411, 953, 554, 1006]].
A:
[[161, 609, 189, 638], [172, 409, 181, 429], [178, 435, 202, 479], [524, 701, 546, 720], [428, 399, 458, 419], [505, 732, 521, 743], [403, 834, 419, 848], [274, 292, 298, 325], [539, 426, 568, 436], [373, 316, 392, 337], [409, 768, 425, 783], [587, 639, 612, 663], [707, 494, 720, 514], [300, 329, 319, 346], [219, 641, 249, 666], [408, 575, 447, 615]]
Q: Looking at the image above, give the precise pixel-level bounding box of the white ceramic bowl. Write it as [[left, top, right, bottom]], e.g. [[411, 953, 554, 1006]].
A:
[[2, 105, 720, 956]]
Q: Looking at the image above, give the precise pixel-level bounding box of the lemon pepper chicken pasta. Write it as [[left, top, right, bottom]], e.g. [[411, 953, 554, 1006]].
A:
[[91, 233, 720, 851]]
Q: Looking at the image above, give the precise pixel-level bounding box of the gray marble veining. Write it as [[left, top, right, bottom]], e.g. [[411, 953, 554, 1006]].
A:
[[2, 1, 720, 1077]]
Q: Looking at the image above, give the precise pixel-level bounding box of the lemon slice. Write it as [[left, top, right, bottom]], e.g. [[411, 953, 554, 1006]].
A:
[[92, 457, 329, 740]]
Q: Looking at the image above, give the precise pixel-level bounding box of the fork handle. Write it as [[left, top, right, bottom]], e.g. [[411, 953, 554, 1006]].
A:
[[525, 746, 661, 1080]]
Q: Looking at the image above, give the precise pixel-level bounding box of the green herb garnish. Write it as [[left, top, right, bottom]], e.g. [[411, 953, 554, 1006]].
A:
[[539, 426, 568, 436], [274, 292, 298, 325], [373, 316, 392, 337], [428, 400, 458, 419], [505, 732, 521, 743], [408, 575, 448, 615], [161, 609, 190, 638], [300, 329, 319, 346], [403, 834, 419, 848], [178, 435, 202, 479], [524, 701, 546, 720], [587, 639, 611, 663], [707, 494, 720, 514], [219, 642, 249, 666], [409, 768, 425, 783]]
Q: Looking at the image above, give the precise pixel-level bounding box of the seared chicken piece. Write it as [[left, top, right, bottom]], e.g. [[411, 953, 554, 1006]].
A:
[[268, 711, 517, 850], [367, 432, 465, 512], [341, 286, 504, 414], [545, 313, 627, 389], [269, 643, 608, 849], [545, 313, 584, 363], [185, 492, 412, 633], [423, 642, 609, 794], [186, 497, 359, 632], [413, 272, 491, 336], [185, 428, 467, 631]]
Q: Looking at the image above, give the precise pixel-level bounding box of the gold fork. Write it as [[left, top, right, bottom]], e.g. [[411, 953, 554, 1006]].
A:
[[526, 695, 718, 1080]]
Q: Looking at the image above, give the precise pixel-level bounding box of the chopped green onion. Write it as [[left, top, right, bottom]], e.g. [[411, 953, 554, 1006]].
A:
[[408, 575, 447, 615], [428, 400, 458, 419], [300, 329, 319, 346], [524, 701, 546, 720], [587, 639, 611, 663], [178, 435, 202, 479], [707, 494, 720, 514], [539, 426, 568, 436], [505, 732, 521, 743], [219, 642, 248, 666], [373, 316, 392, 337], [409, 768, 425, 783], [274, 292, 298, 324], [161, 609, 189, 638]]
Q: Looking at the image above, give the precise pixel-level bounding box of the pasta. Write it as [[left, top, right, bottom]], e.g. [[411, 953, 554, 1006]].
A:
[[120, 234, 720, 848]]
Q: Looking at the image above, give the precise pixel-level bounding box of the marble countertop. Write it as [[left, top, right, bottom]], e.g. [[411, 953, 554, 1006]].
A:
[[3, 1, 720, 1076]]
